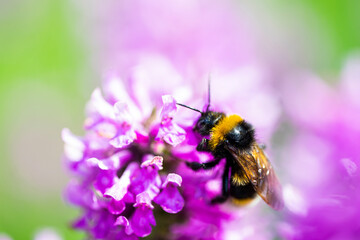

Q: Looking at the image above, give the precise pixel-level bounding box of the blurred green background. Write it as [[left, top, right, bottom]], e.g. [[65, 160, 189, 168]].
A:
[[0, 0, 359, 239], [0, 0, 95, 239]]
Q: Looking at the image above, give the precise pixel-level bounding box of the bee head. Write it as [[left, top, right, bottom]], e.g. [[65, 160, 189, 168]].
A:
[[176, 102, 224, 136], [195, 111, 225, 136]]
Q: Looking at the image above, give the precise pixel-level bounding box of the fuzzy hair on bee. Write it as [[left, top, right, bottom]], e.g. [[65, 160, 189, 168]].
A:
[[177, 89, 284, 210]]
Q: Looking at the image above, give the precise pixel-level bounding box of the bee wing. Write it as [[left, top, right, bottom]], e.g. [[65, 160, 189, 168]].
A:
[[227, 143, 284, 210]]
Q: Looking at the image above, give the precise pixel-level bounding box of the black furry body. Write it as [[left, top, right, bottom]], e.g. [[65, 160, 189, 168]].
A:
[[187, 110, 257, 204]]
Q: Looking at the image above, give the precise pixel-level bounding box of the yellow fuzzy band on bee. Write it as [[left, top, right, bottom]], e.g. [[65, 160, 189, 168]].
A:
[[231, 198, 254, 206], [209, 114, 243, 150], [231, 172, 249, 186]]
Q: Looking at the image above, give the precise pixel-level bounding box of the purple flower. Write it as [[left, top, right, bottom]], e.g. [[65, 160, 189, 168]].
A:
[[63, 66, 282, 239], [130, 193, 156, 237], [154, 173, 184, 214], [63, 0, 360, 238], [63, 77, 188, 238], [65, 56, 360, 239], [63, 1, 286, 239]]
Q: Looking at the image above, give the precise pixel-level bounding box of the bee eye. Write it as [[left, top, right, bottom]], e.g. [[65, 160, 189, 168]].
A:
[[197, 120, 205, 128]]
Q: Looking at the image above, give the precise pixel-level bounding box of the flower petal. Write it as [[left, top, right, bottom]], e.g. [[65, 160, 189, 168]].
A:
[[130, 206, 156, 237], [154, 175, 184, 214], [104, 163, 138, 201], [114, 102, 134, 125], [141, 155, 163, 170], [162, 173, 182, 188], [109, 130, 137, 148], [88, 88, 115, 120], [108, 198, 126, 215], [156, 122, 186, 146], [93, 170, 115, 194], [160, 95, 177, 124], [62, 128, 85, 162], [134, 192, 154, 209], [104, 74, 143, 121], [93, 122, 118, 139], [114, 216, 133, 235], [155, 95, 186, 146], [65, 180, 96, 208]]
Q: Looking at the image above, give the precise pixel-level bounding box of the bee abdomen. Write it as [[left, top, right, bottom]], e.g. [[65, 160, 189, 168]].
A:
[[231, 172, 249, 186], [230, 181, 257, 201]]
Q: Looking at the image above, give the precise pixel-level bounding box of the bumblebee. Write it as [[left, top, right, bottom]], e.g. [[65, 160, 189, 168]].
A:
[[177, 103, 284, 210]]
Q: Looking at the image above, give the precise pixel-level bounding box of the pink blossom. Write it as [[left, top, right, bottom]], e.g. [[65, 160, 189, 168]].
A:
[[64, 0, 283, 239]]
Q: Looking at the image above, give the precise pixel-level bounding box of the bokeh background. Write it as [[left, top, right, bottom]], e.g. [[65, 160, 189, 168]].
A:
[[0, 0, 359, 239]]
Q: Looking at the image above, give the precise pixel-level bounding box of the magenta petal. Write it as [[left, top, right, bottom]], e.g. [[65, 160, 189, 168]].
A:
[[94, 170, 114, 194], [65, 180, 94, 207], [110, 230, 138, 240], [129, 163, 161, 198], [114, 101, 133, 123], [113, 101, 143, 125], [62, 128, 85, 162], [114, 216, 128, 226], [123, 191, 135, 203], [72, 215, 87, 230], [89, 88, 115, 120], [141, 155, 163, 170], [134, 192, 154, 209], [156, 122, 186, 146], [86, 155, 120, 170], [104, 163, 138, 201], [109, 130, 136, 148], [162, 173, 182, 188], [93, 122, 118, 139], [160, 95, 177, 124], [114, 216, 133, 235], [104, 179, 128, 201], [91, 210, 116, 239], [130, 206, 156, 237], [156, 95, 186, 146], [108, 198, 126, 214], [154, 184, 184, 214], [103, 74, 131, 103]]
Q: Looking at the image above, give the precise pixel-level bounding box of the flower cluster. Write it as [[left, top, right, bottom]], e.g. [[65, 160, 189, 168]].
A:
[[62, 76, 187, 239], [66, 0, 284, 239], [65, 0, 360, 237], [63, 57, 283, 238]]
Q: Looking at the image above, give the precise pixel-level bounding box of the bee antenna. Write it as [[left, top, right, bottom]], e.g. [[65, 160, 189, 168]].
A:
[[176, 103, 202, 114], [206, 74, 211, 111]]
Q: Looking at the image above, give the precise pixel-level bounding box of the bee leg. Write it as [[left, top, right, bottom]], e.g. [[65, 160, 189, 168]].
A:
[[211, 162, 230, 204], [196, 138, 211, 152], [186, 157, 221, 171], [259, 143, 266, 150]]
